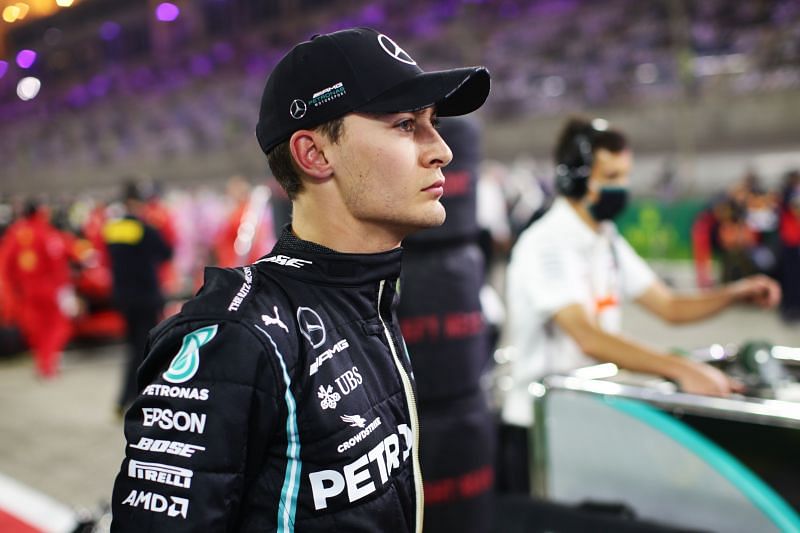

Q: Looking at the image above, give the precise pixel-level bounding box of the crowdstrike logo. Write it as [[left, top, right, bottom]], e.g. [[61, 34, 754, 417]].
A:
[[162, 325, 218, 384], [121, 490, 189, 519], [128, 460, 193, 489], [341, 414, 367, 428], [297, 307, 326, 348], [337, 417, 383, 454], [377, 34, 416, 65]]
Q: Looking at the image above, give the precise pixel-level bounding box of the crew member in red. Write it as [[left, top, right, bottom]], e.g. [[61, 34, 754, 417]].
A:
[[0, 201, 76, 377]]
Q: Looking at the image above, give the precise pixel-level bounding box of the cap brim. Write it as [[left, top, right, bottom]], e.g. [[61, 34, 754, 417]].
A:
[[357, 66, 490, 117]]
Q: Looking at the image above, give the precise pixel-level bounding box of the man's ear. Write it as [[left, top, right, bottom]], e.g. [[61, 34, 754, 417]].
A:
[[289, 130, 333, 180]]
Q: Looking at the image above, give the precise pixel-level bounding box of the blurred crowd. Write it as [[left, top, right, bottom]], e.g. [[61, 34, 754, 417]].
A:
[[692, 169, 800, 320], [2, 0, 799, 180]]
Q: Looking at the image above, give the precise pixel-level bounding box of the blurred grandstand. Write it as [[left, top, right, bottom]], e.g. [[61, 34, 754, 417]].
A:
[[1, 0, 799, 195]]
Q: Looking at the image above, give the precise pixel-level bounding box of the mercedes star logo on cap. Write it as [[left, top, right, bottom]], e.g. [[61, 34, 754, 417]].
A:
[[289, 99, 307, 120], [377, 34, 417, 66]]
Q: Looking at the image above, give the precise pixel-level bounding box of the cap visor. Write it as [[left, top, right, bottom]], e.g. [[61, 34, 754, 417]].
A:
[[357, 66, 490, 117]]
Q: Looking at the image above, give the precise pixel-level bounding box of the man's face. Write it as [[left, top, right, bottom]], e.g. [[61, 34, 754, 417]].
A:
[[322, 107, 453, 236], [585, 148, 632, 202]]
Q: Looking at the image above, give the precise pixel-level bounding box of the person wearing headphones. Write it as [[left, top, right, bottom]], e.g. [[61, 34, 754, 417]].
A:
[[502, 117, 781, 433]]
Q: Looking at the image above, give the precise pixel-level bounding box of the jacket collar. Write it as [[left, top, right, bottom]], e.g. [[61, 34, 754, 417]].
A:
[[254, 226, 403, 285]]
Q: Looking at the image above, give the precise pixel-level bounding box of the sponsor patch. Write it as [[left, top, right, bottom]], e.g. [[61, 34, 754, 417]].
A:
[[227, 266, 253, 312], [121, 490, 189, 519], [142, 384, 209, 401], [257, 255, 312, 268], [163, 325, 218, 384], [310, 423, 412, 509], [337, 417, 382, 454], [130, 437, 206, 458], [142, 408, 207, 434], [128, 459, 193, 489], [310, 339, 349, 376], [317, 385, 341, 410], [309, 82, 346, 108], [262, 305, 289, 332]]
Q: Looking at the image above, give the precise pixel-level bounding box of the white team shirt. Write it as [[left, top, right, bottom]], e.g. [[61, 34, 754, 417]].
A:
[[503, 197, 656, 426]]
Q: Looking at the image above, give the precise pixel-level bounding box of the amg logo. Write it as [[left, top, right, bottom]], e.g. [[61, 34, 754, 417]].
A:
[[142, 408, 207, 434], [130, 437, 206, 458], [128, 459, 193, 488], [310, 423, 412, 510], [121, 490, 189, 519], [310, 339, 350, 375], [228, 266, 253, 312], [142, 384, 209, 401], [259, 255, 312, 268]]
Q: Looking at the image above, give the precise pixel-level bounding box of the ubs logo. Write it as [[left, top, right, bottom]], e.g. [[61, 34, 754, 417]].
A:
[[297, 307, 325, 349]]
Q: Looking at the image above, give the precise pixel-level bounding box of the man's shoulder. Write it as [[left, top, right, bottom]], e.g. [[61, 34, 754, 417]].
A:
[[154, 265, 298, 356]]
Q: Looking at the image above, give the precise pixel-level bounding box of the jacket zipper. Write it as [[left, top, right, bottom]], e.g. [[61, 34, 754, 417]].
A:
[[377, 279, 423, 533]]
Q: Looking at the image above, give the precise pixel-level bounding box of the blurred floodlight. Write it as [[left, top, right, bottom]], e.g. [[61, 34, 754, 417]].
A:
[[635, 62, 658, 84], [16, 49, 37, 69], [15, 3, 29, 19], [55, 0, 74, 6], [2, 5, 20, 22], [709, 343, 726, 360], [542, 75, 565, 97], [100, 21, 121, 40], [0, 61, 8, 79], [155, 2, 180, 22], [17, 76, 41, 100], [591, 118, 609, 131]]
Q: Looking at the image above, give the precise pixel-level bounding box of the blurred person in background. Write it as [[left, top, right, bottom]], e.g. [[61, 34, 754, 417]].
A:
[[500, 118, 781, 492], [214, 175, 276, 268], [140, 180, 180, 298], [778, 169, 800, 321], [0, 200, 78, 378], [111, 27, 489, 532], [103, 182, 172, 414]]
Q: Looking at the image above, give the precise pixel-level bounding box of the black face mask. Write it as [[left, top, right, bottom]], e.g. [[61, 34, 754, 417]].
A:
[[589, 186, 629, 221]]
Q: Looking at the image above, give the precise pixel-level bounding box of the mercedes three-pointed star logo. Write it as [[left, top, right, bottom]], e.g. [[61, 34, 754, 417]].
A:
[[296, 307, 326, 348], [289, 99, 307, 120], [377, 34, 417, 66]]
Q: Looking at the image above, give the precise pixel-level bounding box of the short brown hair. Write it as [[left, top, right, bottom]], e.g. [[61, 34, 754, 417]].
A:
[[267, 117, 345, 200]]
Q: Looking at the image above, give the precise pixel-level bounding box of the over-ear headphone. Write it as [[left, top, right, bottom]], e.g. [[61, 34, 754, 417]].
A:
[[555, 132, 594, 198]]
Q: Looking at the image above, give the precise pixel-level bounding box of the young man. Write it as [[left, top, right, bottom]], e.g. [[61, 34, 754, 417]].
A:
[[111, 28, 490, 532], [503, 118, 781, 429]]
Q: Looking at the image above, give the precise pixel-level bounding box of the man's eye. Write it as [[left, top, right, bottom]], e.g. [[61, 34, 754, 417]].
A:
[[396, 119, 415, 132]]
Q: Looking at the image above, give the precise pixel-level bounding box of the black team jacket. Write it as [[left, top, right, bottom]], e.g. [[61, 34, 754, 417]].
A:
[[111, 229, 423, 532]]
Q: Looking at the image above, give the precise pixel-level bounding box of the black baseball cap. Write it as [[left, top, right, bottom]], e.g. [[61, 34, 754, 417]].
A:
[[256, 27, 491, 155]]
